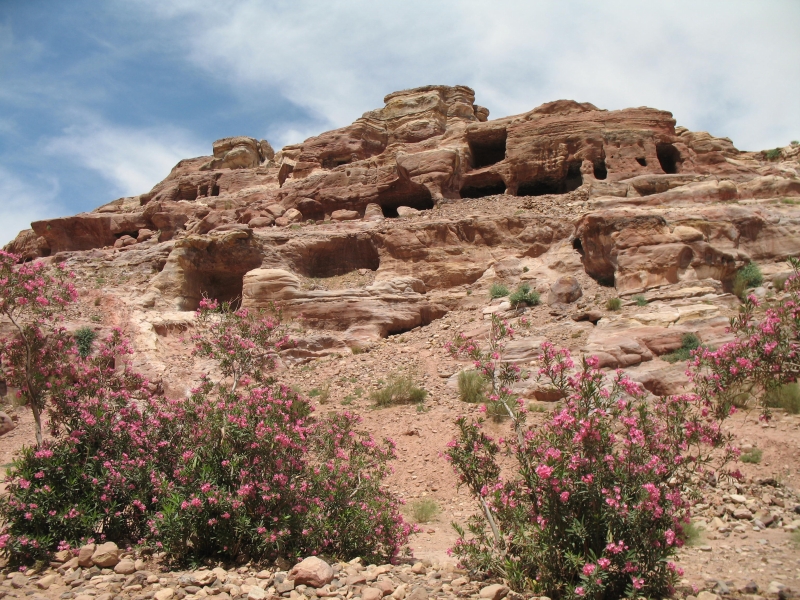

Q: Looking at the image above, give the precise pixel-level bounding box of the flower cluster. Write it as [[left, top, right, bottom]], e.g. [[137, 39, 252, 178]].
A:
[[445, 331, 732, 599], [0, 296, 411, 566]]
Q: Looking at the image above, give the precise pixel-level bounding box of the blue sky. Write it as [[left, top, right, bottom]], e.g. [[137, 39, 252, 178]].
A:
[[1, 0, 799, 245]]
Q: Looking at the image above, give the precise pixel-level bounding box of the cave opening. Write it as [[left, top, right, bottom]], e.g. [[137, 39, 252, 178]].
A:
[[593, 159, 608, 180], [572, 237, 584, 257], [294, 237, 380, 278], [380, 188, 435, 218], [517, 161, 583, 197], [636, 157, 647, 167], [322, 156, 353, 169], [196, 271, 245, 309], [656, 144, 681, 174], [468, 132, 507, 169], [460, 174, 507, 199]]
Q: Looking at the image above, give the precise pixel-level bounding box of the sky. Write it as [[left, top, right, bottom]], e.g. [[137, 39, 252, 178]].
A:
[[1, 1, 799, 245]]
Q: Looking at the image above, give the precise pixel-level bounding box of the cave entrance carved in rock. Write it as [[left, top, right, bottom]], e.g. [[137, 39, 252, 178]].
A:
[[460, 173, 506, 199], [379, 185, 435, 218], [656, 143, 681, 174], [468, 130, 507, 169], [517, 161, 583, 196], [293, 236, 380, 278]]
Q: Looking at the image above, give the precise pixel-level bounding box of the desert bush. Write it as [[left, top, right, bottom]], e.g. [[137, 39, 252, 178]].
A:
[[0, 298, 414, 566], [73, 327, 97, 358], [633, 295, 648, 306], [447, 315, 521, 421], [0, 251, 78, 445], [764, 382, 800, 414], [663, 333, 702, 364], [445, 338, 733, 597], [732, 262, 763, 299], [680, 522, 702, 547], [411, 498, 439, 524], [691, 257, 800, 420], [508, 283, 540, 308], [370, 372, 427, 407], [764, 148, 783, 161], [458, 370, 488, 404], [740, 447, 763, 464], [489, 283, 509, 299], [606, 297, 622, 311]]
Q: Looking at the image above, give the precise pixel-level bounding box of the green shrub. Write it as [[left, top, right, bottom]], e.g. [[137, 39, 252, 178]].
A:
[[633, 295, 648, 306], [371, 373, 427, 407], [489, 283, 509, 299], [663, 333, 702, 364], [740, 447, 763, 464], [0, 301, 413, 567], [73, 327, 97, 359], [458, 370, 487, 404], [508, 283, 540, 308], [410, 498, 439, 523], [764, 148, 783, 161], [733, 262, 763, 299], [605, 297, 622, 311], [764, 382, 800, 414], [308, 382, 331, 404]]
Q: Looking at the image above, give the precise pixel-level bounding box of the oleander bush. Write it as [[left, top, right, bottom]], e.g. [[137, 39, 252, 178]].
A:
[[445, 316, 736, 598], [0, 278, 414, 566]]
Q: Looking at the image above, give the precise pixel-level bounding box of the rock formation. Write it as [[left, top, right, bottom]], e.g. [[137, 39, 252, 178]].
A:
[[4, 83, 800, 390]]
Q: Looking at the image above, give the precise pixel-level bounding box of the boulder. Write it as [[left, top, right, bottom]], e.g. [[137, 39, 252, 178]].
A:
[[396, 206, 420, 217], [363, 203, 385, 222], [78, 543, 96, 567], [547, 276, 582, 304], [331, 209, 361, 221], [114, 559, 136, 574], [0, 412, 16, 436], [91, 541, 120, 567], [289, 556, 334, 588], [479, 584, 510, 600]]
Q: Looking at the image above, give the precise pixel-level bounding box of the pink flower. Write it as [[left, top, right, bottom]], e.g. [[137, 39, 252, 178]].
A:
[[582, 563, 596, 576]]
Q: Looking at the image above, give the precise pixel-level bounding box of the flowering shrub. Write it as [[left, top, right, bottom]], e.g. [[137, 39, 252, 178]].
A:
[[0, 297, 412, 565], [0, 251, 77, 445], [445, 321, 734, 598], [692, 257, 800, 420]]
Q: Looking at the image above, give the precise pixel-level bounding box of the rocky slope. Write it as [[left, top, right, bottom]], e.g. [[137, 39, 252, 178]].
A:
[[3, 85, 800, 597]]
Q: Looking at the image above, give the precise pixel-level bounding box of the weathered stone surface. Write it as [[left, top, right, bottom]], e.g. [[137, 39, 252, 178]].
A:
[[547, 276, 582, 304], [91, 541, 120, 567], [288, 556, 334, 588], [479, 584, 510, 600]]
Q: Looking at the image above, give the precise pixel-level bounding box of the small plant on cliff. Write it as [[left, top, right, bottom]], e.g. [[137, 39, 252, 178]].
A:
[[508, 283, 540, 308], [489, 283, 509, 299], [764, 148, 783, 161], [605, 297, 622, 311], [0, 251, 78, 446], [633, 294, 648, 306], [663, 333, 702, 364], [732, 262, 763, 299], [0, 295, 414, 566], [444, 332, 735, 598]]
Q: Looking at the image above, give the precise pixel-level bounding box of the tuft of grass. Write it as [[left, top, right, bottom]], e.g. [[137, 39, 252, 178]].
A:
[[792, 529, 800, 547], [410, 498, 439, 523], [74, 326, 97, 359], [522, 266, 530, 273], [351, 346, 367, 355], [740, 447, 763, 464], [508, 282, 540, 308], [458, 370, 487, 404], [341, 395, 355, 406], [489, 283, 509, 299], [308, 382, 331, 404], [663, 333, 702, 364], [764, 148, 783, 161], [371, 373, 427, 407], [773, 274, 789, 291], [780, 198, 800, 205], [764, 382, 800, 414], [680, 521, 702, 547], [633, 295, 648, 307], [606, 297, 622, 311], [733, 262, 763, 299]]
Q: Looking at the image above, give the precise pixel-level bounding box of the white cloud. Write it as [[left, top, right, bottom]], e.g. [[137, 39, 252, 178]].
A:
[[0, 167, 61, 246], [45, 118, 207, 197], [135, 0, 800, 150]]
